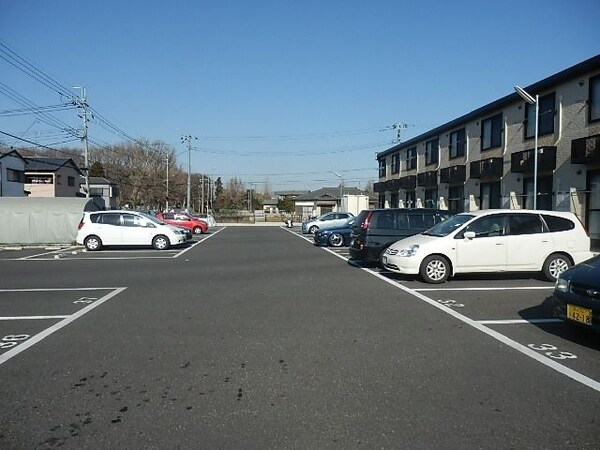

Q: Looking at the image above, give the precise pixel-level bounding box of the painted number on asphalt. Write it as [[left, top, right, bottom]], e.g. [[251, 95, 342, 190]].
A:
[[437, 299, 465, 308], [0, 334, 30, 349], [73, 297, 97, 304], [527, 343, 577, 360]]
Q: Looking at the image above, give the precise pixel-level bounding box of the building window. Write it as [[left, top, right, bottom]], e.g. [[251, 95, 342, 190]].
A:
[[449, 128, 466, 159], [425, 139, 439, 165], [480, 181, 501, 209], [391, 153, 400, 175], [379, 158, 386, 178], [25, 175, 53, 184], [7, 169, 25, 183], [68, 176, 75, 187], [481, 113, 503, 150], [448, 185, 464, 214], [525, 92, 555, 138], [406, 147, 417, 170], [590, 74, 600, 123]]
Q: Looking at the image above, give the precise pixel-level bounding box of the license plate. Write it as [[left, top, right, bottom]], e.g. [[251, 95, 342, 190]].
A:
[[566, 304, 592, 325]]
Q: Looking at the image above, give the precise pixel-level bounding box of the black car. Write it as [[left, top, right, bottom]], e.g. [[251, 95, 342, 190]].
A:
[[553, 254, 600, 333], [349, 208, 452, 264], [313, 217, 354, 247]]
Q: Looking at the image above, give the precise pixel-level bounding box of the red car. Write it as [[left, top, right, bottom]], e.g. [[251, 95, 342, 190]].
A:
[[156, 212, 209, 234]]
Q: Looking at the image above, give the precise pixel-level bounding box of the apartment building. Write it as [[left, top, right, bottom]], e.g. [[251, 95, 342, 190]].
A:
[[375, 55, 600, 248]]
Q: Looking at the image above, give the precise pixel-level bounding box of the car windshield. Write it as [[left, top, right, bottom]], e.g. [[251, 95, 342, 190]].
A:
[[422, 214, 473, 237]]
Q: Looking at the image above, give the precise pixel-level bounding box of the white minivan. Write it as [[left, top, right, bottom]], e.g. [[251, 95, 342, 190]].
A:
[[381, 209, 593, 283], [77, 210, 187, 251]]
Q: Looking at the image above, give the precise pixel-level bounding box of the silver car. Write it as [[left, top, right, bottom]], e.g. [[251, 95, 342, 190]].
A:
[[301, 212, 354, 234]]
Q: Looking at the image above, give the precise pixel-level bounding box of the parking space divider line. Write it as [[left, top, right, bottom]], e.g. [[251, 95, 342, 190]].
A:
[[477, 319, 563, 325], [415, 287, 554, 291], [0, 315, 69, 320], [174, 227, 226, 257]]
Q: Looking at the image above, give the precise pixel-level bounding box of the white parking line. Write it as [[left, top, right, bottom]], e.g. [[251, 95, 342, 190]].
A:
[[415, 286, 554, 291], [477, 319, 563, 325], [0, 287, 126, 365], [175, 227, 226, 257], [295, 234, 600, 392], [0, 315, 69, 320]]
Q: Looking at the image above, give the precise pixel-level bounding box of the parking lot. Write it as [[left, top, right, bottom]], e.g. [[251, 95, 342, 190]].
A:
[[287, 226, 600, 392], [0, 225, 598, 448]]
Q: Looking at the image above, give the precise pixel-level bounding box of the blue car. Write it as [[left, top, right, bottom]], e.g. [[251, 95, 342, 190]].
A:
[[313, 218, 355, 247], [553, 254, 600, 333]]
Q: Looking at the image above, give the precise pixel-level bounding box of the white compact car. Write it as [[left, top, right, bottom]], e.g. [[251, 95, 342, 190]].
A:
[[381, 209, 593, 284], [76, 210, 187, 251]]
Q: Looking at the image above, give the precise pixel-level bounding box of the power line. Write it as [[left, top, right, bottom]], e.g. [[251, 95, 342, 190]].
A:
[[0, 41, 75, 99]]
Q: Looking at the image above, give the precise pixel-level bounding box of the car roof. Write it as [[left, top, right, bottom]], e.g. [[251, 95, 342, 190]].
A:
[[456, 209, 576, 218]]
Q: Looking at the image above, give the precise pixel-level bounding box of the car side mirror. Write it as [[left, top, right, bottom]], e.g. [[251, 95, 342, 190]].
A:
[[464, 231, 476, 240]]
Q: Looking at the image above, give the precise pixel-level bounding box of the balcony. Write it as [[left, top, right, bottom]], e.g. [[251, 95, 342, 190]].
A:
[[398, 175, 416, 190], [470, 157, 504, 179], [571, 134, 600, 164], [439, 165, 466, 184], [417, 170, 438, 187], [510, 146, 556, 173]]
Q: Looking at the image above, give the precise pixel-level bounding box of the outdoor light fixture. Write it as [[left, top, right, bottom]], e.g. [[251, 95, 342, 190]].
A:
[[514, 85, 539, 210]]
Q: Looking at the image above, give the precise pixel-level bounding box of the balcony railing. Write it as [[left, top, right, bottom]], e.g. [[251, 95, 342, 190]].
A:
[[440, 165, 466, 184], [417, 170, 438, 187], [571, 134, 600, 164], [510, 146, 556, 173], [398, 175, 416, 190], [470, 157, 503, 179]]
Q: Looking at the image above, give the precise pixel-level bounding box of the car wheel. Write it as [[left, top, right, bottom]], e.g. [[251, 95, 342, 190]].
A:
[[152, 235, 170, 250], [193, 226, 203, 234], [309, 225, 319, 234], [542, 253, 572, 281], [420, 255, 450, 284], [84, 235, 102, 251], [328, 232, 344, 247]]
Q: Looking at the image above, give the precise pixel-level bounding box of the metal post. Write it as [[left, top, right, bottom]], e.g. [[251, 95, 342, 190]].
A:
[[533, 94, 539, 210]]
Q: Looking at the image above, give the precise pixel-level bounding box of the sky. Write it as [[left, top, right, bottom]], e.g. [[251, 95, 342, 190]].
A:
[[1, 0, 599, 193]]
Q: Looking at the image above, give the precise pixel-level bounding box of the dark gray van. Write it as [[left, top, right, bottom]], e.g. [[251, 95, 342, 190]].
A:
[[349, 208, 452, 264]]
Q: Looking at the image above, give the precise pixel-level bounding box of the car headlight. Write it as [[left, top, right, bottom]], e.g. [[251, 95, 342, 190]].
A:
[[398, 244, 420, 257], [555, 277, 570, 293]]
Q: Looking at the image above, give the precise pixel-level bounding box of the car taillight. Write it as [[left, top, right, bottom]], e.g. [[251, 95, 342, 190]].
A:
[[78, 220, 85, 230], [361, 211, 373, 230]]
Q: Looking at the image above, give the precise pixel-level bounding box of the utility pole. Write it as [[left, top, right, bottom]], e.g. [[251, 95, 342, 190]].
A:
[[75, 87, 90, 197], [201, 174, 204, 214], [393, 122, 408, 144], [181, 134, 197, 212], [165, 152, 170, 211]]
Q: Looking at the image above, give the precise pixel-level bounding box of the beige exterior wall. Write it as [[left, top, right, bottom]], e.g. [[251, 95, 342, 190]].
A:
[[25, 166, 82, 198]]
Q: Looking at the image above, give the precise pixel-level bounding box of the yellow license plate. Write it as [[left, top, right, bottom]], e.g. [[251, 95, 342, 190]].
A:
[[567, 304, 592, 325]]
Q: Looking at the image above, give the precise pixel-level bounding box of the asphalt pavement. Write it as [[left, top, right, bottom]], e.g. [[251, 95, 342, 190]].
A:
[[0, 226, 598, 449]]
